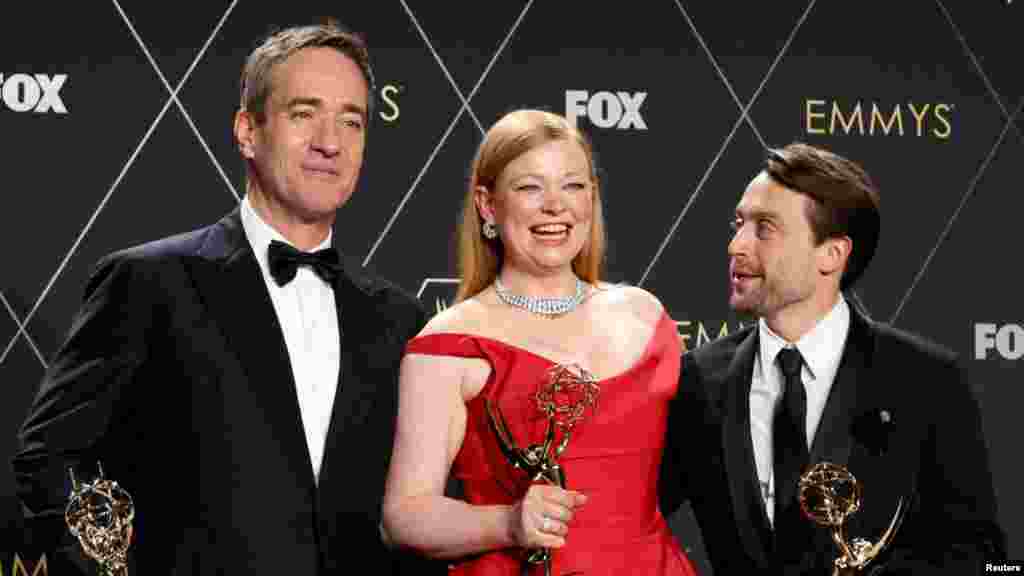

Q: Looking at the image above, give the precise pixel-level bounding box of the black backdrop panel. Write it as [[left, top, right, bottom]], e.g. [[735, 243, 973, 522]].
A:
[[1, 1, 1020, 571]]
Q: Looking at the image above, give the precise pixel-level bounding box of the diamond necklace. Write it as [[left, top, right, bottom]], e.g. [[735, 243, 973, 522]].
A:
[[494, 276, 587, 317]]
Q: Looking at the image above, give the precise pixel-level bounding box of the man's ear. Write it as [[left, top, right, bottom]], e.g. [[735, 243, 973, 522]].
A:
[[819, 235, 852, 277], [234, 108, 257, 159]]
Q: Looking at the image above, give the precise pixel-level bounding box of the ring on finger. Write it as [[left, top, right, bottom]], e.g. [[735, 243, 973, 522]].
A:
[[541, 516, 553, 533]]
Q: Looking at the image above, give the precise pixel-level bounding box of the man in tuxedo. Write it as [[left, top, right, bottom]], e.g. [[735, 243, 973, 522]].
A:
[[12, 22, 443, 575], [660, 143, 1006, 574]]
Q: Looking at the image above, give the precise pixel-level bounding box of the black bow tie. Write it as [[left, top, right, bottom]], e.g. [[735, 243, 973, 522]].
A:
[[267, 240, 341, 286]]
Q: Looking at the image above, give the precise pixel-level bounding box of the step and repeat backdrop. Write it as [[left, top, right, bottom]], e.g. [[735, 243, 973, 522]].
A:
[[1, 0, 1020, 572]]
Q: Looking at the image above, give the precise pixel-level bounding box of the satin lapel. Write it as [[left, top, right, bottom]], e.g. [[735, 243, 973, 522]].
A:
[[191, 211, 315, 492], [315, 253, 387, 491], [824, 308, 910, 532], [721, 329, 774, 563], [767, 308, 873, 573], [805, 306, 914, 569], [809, 305, 874, 469]]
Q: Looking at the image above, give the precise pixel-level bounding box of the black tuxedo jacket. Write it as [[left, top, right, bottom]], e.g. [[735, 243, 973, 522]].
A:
[[660, 302, 1006, 575], [12, 210, 444, 575]]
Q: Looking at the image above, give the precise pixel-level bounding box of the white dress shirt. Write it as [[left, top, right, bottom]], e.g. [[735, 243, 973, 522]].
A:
[[749, 295, 850, 525], [240, 195, 341, 484]]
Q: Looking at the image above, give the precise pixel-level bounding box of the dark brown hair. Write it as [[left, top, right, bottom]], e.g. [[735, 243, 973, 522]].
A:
[[764, 142, 881, 290]]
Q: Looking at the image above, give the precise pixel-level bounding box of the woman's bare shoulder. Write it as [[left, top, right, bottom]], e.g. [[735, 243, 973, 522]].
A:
[[588, 282, 668, 324], [416, 293, 491, 338]]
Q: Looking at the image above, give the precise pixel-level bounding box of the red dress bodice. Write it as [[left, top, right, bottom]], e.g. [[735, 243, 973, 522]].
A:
[[404, 313, 698, 576]]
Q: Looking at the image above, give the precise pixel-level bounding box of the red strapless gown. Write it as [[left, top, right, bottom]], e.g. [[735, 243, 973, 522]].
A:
[[404, 312, 698, 576]]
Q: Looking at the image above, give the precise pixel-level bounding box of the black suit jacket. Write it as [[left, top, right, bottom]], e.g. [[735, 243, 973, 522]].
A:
[[11, 210, 443, 575], [661, 302, 1006, 575]]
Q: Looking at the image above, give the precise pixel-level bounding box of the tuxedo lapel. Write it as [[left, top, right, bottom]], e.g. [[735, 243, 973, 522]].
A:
[[721, 329, 774, 563], [318, 254, 379, 480], [790, 304, 886, 572], [808, 307, 872, 468], [830, 308, 913, 541], [191, 210, 315, 492]]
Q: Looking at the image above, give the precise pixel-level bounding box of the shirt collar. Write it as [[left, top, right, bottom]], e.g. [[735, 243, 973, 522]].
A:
[[240, 194, 332, 276], [758, 295, 850, 381]]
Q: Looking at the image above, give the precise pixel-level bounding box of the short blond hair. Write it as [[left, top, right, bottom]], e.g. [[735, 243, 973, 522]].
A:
[[455, 109, 606, 302]]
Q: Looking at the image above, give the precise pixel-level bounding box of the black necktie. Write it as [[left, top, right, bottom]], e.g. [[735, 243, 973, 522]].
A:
[[773, 347, 808, 525], [267, 240, 341, 286]]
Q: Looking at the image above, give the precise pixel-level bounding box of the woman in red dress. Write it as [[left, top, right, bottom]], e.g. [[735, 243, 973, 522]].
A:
[[382, 109, 698, 576]]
